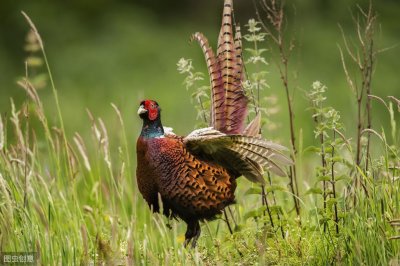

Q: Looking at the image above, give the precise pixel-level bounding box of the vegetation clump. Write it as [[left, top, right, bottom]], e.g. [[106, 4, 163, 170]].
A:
[[0, 1, 399, 265]]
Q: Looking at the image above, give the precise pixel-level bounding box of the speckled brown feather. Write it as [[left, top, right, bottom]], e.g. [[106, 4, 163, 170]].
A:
[[137, 135, 236, 221]]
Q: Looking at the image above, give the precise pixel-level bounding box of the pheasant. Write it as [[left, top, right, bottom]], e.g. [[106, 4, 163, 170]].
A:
[[136, 0, 292, 248]]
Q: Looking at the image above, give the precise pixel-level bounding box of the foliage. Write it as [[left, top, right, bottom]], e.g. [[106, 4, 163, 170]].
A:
[[0, 2, 399, 265], [177, 58, 210, 128], [243, 18, 277, 132]]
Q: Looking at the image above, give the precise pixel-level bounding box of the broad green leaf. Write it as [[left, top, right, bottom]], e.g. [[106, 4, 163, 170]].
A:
[[266, 185, 286, 193], [305, 188, 324, 195], [317, 175, 331, 182], [303, 146, 321, 153], [244, 187, 262, 195], [244, 206, 267, 220], [269, 205, 283, 215]]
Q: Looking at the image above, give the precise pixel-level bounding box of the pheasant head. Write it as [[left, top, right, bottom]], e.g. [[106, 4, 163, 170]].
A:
[[138, 100, 164, 138]]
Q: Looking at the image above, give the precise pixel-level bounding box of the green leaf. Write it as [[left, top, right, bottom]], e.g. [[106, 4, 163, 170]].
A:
[[326, 197, 338, 206], [332, 156, 343, 163], [305, 188, 323, 195], [317, 175, 331, 182], [244, 187, 262, 195], [244, 206, 267, 220], [266, 185, 286, 193], [31, 73, 48, 89], [269, 205, 283, 215], [334, 138, 344, 145], [319, 217, 331, 225], [303, 146, 321, 153], [335, 175, 351, 182], [244, 48, 257, 56], [234, 224, 244, 232], [26, 56, 43, 67]]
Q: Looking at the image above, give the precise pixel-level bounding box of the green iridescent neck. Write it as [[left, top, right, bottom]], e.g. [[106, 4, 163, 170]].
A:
[[140, 118, 164, 138]]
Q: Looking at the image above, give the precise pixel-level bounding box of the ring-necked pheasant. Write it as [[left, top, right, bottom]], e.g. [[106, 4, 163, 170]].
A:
[[136, 0, 292, 248]]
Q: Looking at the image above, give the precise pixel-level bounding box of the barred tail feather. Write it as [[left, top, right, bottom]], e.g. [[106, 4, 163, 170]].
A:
[[228, 135, 293, 182], [191, 33, 225, 129], [217, 0, 248, 135], [243, 112, 261, 137], [233, 25, 244, 84], [192, 0, 247, 135]]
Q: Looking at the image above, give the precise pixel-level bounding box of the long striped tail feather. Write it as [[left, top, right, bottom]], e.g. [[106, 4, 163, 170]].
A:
[[191, 32, 225, 130], [217, 0, 247, 134], [193, 0, 247, 135]]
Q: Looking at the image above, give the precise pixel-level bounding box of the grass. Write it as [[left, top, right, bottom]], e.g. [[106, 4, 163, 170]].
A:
[[0, 3, 400, 266]]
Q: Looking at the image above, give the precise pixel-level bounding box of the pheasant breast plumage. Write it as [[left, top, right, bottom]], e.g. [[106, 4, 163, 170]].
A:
[[136, 0, 293, 248]]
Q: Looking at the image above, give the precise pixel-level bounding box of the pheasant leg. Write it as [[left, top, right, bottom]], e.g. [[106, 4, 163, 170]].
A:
[[184, 220, 201, 248]]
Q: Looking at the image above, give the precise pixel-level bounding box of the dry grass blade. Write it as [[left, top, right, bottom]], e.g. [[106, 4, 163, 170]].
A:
[[0, 173, 13, 221], [368, 94, 389, 111], [17, 79, 50, 139], [111, 103, 124, 127], [67, 141, 79, 179], [21, 10, 74, 178], [361, 127, 383, 142], [388, 96, 400, 111], [73, 133, 91, 171], [17, 79, 37, 102], [126, 227, 134, 265], [98, 118, 111, 169], [338, 45, 357, 95], [33, 203, 49, 230], [0, 114, 4, 151], [338, 24, 359, 67], [10, 99, 26, 151], [21, 11, 43, 50], [87, 109, 102, 142], [81, 224, 89, 264]]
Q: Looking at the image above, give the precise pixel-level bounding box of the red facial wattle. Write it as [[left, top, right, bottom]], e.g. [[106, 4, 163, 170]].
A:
[[144, 100, 158, 121]]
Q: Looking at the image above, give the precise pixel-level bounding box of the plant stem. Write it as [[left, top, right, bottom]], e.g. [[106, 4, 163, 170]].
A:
[[365, 37, 374, 174], [262, 185, 274, 228], [268, 172, 285, 238], [259, 0, 301, 217], [314, 112, 327, 232], [198, 97, 208, 125], [331, 130, 339, 234], [23, 62, 29, 209], [223, 209, 233, 234]]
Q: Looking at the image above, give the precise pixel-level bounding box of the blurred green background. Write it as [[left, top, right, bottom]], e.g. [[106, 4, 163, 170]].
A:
[[0, 0, 399, 148]]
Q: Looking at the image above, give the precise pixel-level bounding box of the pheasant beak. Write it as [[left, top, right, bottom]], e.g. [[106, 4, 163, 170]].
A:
[[137, 105, 147, 116]]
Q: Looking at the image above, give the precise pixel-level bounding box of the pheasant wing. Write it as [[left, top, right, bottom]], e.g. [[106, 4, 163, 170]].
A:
[[184, 128, 293, 184]]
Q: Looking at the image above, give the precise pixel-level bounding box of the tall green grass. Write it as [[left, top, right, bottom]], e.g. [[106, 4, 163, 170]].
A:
[[0, 5, 399, 266]]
